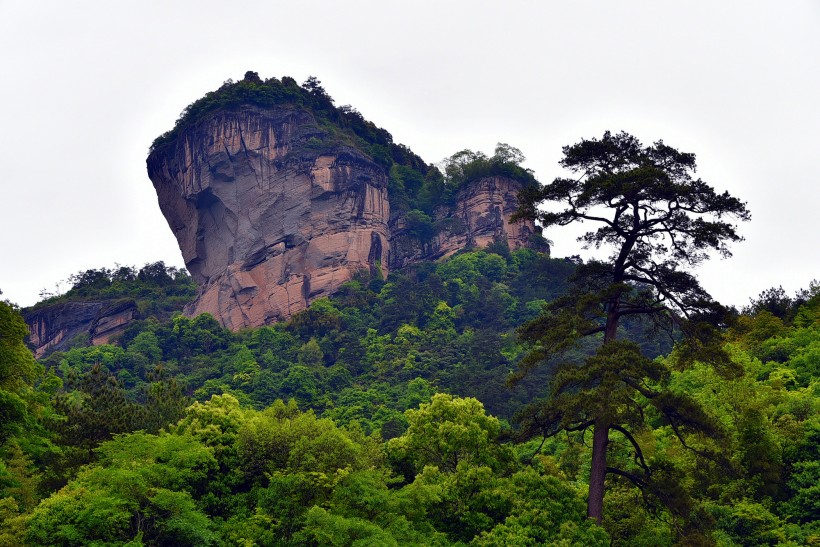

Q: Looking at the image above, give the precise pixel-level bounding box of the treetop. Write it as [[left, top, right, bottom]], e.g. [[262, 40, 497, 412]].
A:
[[518, 131, 751, 304]]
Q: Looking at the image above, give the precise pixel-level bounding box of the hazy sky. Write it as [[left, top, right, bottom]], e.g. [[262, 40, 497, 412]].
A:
[[1, 1, 818, 309]]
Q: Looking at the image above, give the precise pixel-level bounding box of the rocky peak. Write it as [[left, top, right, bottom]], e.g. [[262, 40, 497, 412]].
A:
[[388, 176, 545, 269], [148, 106, 390, 329], [147, 81, 544, 330]]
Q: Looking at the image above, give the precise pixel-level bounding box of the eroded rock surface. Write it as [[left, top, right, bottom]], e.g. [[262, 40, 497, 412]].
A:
[[24, 300, 137, 358], [388, 176, 544, 269], [147, 107, 390, 329], [148, 106, 543, 330]]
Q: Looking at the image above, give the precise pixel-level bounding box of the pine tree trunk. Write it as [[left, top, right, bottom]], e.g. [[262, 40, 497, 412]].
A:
[[588, 418, 609, 524]]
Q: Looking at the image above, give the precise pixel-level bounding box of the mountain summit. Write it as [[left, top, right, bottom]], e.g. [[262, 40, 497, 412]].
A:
[[146, 72, 544, 329]]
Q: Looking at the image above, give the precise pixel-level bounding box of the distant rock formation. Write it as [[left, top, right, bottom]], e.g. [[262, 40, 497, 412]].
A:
[[147, 107, 390, 330], [24, 300, 137, 358], [388, 176, 543, 270], [147, 105, 543, 330]]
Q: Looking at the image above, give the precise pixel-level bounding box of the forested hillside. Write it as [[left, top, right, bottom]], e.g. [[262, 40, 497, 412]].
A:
[[1, 243, 819, 544], [2, 102, 818, 545]]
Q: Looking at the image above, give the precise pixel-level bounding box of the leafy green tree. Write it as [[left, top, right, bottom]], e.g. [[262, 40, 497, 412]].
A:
[[436, 252, 482, 285], [294, 506, 402, 546], [471, 469, 609, 546], [514, 131, 750, 523], [281, 365, 319, 405], [388, 393, 514, 475], [136, 260, 175, 286], [125, 330, 162, 376], [297, 338, 324, 368], [238, 400, 380, 478], [24, 431, 217, 546], [425, 302, 458, 348], [416, 168, 446, 213], [404, 209, 436, 245], [388, 164, 427, 212], [0, 300, 40, 444], [249, 325, 298, 364]]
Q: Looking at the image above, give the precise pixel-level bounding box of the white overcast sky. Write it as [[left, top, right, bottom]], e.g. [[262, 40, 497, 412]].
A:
[[0, 1, 818, 309]]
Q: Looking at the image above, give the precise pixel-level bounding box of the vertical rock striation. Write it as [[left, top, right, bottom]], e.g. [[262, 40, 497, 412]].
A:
[[24, 300, 137, 358], [147, 104, 544, 330], [147, 106, 390, 329], [388, 176, 544, 269]]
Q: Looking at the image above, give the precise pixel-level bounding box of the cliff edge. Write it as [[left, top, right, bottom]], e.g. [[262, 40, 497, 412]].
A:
[[147, 74, 544, 329], [24, 300, 137, 358], [148, 106, 390, 329]]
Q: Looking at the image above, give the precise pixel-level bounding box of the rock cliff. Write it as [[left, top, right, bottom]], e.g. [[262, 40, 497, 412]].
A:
[[388, 176, 544, 269], [148, 97, 542, 330], [24, 300, 137, 358], [147, 106, 390, 329]]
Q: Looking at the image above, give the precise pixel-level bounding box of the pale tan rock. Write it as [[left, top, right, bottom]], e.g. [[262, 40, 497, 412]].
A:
[[90, 306, 138, 346], [148, 105, 543, 330], [388, 176, 544, 269], [147, 106, 390, 329], [24, 300, 137, 358]]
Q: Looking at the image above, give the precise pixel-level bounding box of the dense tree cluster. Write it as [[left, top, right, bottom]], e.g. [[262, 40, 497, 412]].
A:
[[31, 261, 196, 321], [3, 246, 818, 544], [36, 250, 579, 428]]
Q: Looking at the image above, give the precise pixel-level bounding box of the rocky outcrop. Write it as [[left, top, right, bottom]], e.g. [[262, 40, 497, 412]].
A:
[[24, 300, 137, 358], [147, 106, 390, 330], [148, 105, 543, 330], [388, 176, 544, 269]]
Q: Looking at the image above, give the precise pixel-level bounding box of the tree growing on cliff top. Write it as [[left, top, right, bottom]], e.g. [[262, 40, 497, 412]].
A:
[[440, 143, 538, 191], [513, 131, 751, 525]]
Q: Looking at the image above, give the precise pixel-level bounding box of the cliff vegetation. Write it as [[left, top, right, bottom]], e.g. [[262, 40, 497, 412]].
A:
[[150, 71, 538, 215], [30, 262, 196, 317]]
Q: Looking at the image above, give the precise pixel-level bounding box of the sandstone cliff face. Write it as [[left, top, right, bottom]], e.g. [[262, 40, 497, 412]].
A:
[[147, 107, 390, 329], [388, 176, 543, 269], [25, 300, 137, 358], [148, 105, 543, 330]]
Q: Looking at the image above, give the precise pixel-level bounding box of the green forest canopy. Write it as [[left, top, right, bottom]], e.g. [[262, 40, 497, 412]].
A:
[[0, 109, 815, 543], [3, 246, 819, 544]]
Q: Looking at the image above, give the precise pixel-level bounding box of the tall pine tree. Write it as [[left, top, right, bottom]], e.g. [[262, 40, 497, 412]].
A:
[[513, 131, 750, 523]]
